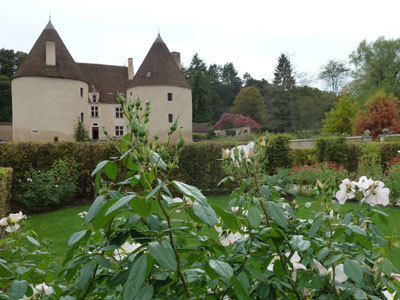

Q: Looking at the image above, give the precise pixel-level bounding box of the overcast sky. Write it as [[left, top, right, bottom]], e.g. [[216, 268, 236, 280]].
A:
[[2, 0, 400, 89]]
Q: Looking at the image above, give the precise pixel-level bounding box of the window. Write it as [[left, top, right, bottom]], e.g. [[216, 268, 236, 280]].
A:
[[146, 72, 151, 78], [91, 106, 99, 117], [80, 88, 83, 97], [115, 126, 123, 136], [80, 113, 84, 122], [167, 93, 172, 101], [115, 107, 123, 118], [168, 114, 173, 123], [92, 95, 97, 103]]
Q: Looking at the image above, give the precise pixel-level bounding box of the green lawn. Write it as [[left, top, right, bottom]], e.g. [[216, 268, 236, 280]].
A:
[[25, 195, 400, 267]]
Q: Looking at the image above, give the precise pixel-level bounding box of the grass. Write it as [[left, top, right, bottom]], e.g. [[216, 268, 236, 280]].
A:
[[25, 195, 400, 268]]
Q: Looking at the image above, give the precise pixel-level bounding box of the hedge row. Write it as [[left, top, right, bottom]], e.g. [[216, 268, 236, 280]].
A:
[[2, 138, 400, 211], [0, 167, 12, 217]]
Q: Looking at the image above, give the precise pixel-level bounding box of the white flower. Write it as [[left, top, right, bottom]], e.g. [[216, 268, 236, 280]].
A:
[[329, 264, 348, 283], [171, 197, 184, 204], [34, 283, 54, 295], [356, 176, 374, 192], [27, 178, 33, 182], [228, 141, 255, 164], [335, 179, 355, 204], [383, 290, 396, 300], [365, 181, 390, 206], [1, 211, 26, 233], [78, 211, 88, 218], [288, 251, 307, 280], [215, 222, 248, 246], [314, 260, 348, 283], [9, 211, 26, 223], [267, 255, 280, 271], [113, 241, 141, 261]]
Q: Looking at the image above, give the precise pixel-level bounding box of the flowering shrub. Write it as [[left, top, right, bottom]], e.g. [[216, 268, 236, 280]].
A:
[[213, 112, 262, 132], [16, 158, 78, 210], [290, 159, 350, 195]]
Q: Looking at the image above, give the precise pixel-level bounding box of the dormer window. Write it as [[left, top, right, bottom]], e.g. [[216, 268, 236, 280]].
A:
[[146, 72, 151, 78], [107, 91, 114, 95], [92, 95, 97, 103]]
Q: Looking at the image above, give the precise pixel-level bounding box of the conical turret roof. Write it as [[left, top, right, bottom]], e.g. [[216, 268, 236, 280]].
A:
[[128, 34, 190, 89], [12, 20, 85, 82]]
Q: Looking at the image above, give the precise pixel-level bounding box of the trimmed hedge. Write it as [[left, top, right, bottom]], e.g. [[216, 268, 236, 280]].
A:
[[0, 167, 12, 217], [2, 138, 400, 211]]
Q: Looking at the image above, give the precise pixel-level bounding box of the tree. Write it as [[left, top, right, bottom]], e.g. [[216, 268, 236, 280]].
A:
[[0, 48, 27, 78], [185, 54, 212, 123], [271, 53, 296, 132], [322, 94, 358, 134], [230, 86, 266, 124], [354, 91, 400, 137], [73, 119, 90, 141], [0, 76, 11, 122], [319, 59, 350, 100], [273, 53, 295, 91], [349, 37, 400, 102]]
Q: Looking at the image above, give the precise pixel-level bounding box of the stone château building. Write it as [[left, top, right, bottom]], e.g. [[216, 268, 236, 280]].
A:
[[11, 19, 192, 142]]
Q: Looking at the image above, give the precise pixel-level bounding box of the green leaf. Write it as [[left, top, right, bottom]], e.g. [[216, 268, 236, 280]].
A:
[[382, 258, 396, 276], [91, 160, 108, 177], [10, 280, 28, 300], [151, 152, 167, 171], [209, 259, 233, 280], [248, 206, 261, 228], [106, 194, 136, 216], [324, 254, 343, 265], [309, 218, 322, 237], [123, 255, 148, 300], [107, 269, 129, 287], [211, 204, 240, 232], [173, 181, 207, 205], [231, 275, 250, 300], [148, 241, 177, 270], [93, 255, 113, 269], [127, 157, 138, 171], [131, 197, 151, 218], [193, 202, 218, 226], [145, 182, 164, 202], [134, 285, 154, 300], [290, 235, 310, 252], [344, 259, 363, 284], [68, 230, 87, 247], [76, 262, 95, 290], [26, 235, 40, 247], [85, 195, 104, 224], [266, 202, 287, 229], [348, 224, 366, 236], [104, 162, 118, 180], [259, 185, 270, 199]]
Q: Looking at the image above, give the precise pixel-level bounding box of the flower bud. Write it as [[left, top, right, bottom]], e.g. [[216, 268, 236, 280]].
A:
[[261, 136, 266, 147], [177, 134, 185, 150], [169, 118, 178, 133], [135, 98, 141, 108], [221, 148, 230, 159], [377, 257, 384, 264]]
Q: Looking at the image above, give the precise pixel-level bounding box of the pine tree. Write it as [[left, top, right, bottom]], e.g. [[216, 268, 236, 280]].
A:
[[185, 54, 212, 123], [271, 54, 296, 132]]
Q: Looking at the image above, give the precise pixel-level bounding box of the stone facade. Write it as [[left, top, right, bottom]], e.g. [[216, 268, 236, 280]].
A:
[[11, 20, 192, 142]]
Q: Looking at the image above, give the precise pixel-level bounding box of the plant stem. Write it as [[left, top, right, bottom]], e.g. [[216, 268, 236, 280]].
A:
[[261, 200, 302, 300]]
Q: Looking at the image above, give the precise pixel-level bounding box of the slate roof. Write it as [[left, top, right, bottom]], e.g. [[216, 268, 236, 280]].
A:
[[129, 34, 191, 89], [12, 20, 85, 82], [78, 63, 131, 104]]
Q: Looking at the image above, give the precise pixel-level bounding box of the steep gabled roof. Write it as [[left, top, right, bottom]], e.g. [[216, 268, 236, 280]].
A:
[[12, 20, 85, 82], [128, 34, 190, 89], [78, 63, 131, 104]]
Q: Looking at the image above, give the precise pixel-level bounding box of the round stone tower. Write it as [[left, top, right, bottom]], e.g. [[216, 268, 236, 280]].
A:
[[11, 19, 89, 142], [127, 34, 192, 142]]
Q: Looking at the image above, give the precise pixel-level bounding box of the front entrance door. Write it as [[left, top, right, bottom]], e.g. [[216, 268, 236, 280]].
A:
[[92, 127, 99, 140]]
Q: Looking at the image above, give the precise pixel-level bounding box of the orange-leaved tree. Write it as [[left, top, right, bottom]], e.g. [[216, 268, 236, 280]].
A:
[[354, 91, 400, 137]]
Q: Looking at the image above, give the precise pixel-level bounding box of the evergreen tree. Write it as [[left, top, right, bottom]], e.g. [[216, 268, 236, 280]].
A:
[[0, 76, 11, 122], [273, 53, 295, 91], [271, 53, 296, 132], [73, 119, 90, 142], [185, 54, 212, 123]]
